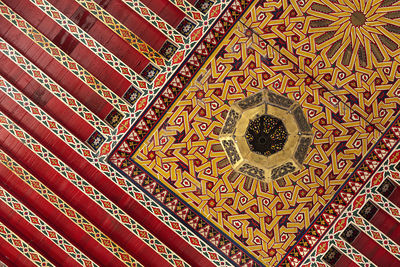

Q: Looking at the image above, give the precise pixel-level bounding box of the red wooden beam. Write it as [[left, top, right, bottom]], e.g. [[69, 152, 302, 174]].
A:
[[0, 195, 79, 266], [2, 0, 131, 97], [0, 83, 214, 267], [0, 94, 172, 266], [48, 0, 151, 73], [0, 235, 37, 267], [341, 224, 400, 266], [0, 52, 95, 142], [139, 0, 186, 28], [94, 0, 168, 51], [322, 246, 359, 267], [0, 15, 114, 120], [0, 159, 128, 266], [360, 200, 400, 246]]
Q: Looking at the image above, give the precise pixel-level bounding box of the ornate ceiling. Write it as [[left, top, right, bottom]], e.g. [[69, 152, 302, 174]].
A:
[[0, 0, 400, 266]]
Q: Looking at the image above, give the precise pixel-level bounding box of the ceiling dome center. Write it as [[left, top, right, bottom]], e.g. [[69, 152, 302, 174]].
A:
[[219, 90, 313, 182], [246, 115, 288, 156], [351, 11, 366, 26]]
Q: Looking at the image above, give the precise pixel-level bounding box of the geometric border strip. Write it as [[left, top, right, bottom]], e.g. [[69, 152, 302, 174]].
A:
[[280, 113, 400, 266], [111, 164, 234, 266], [13, 0, 240, 158]]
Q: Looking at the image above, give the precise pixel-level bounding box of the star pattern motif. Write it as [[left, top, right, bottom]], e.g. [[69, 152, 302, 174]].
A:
[[305, 0, 400, 69]]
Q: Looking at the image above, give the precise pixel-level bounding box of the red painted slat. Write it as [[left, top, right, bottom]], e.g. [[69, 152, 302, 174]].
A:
[[139, 0, 186, 27], [0, 52, 95, 141], [0, 86, 214, 266], [0, 235, 36, 267], [0, 160, 127, 267], [335, 255, 359, 267], [3, 0, 131, 97], [0, 95, 172, 266], [0, 15, 114, 120], [101, 31, 150, 71], [388, 187, 400, 207], [350, 229, 400, 266], [0, 194, 79, 266], [371, 209, 400, 246], [94, 0, 167, 51], [48, 0, 151, 74]]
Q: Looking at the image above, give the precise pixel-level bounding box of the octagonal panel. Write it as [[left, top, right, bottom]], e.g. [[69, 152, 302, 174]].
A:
[[219, 90, 313, 182]]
